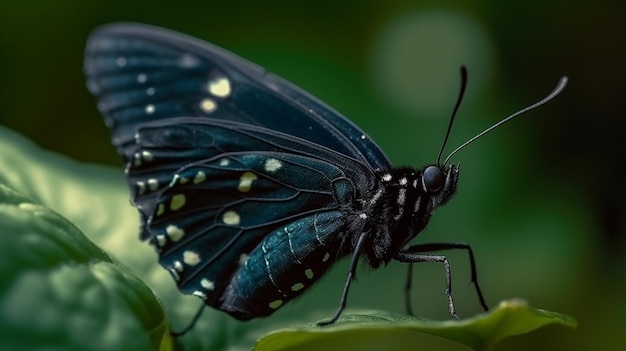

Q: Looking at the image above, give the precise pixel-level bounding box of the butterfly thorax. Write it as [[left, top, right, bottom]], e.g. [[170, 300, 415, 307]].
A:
[[356, 164, 459, 268]]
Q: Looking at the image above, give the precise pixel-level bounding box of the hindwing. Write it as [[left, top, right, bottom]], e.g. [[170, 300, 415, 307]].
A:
[[130, 118, 375, 306]]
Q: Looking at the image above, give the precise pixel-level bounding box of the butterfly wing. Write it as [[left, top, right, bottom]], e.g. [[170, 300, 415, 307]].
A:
[[130, 118, 375, 316], [84, 22, 391, 171], [84, 23, 386, 318]]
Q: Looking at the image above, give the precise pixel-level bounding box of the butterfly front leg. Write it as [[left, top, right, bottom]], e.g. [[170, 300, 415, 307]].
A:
[[396, 242, 489, 318]]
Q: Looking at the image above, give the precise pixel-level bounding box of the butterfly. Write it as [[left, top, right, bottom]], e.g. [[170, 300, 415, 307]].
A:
[[84, 23, 567, 327]]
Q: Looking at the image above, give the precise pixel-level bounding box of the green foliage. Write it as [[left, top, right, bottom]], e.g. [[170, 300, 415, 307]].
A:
[[0, 125, 575, 350], [256, 302, 575, 351]]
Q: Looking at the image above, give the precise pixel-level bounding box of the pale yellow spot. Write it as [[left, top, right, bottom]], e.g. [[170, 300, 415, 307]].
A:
[[305, 269, 314, 279], [268, 300, 283, 309], [193, 171, 206, 184], [193, 291, 207, 299], [183, 250, 201, 266], [148, 178, 159, 191], [156, 234, 166, 246], [170, 194, 186, 211], [223, 211, 240, 225], [201, 278, 215, 290], [237, 171, 257, 192], [199, 98, 217, 113], [156, 203, 165, 216], [166, 225, 185, 242], [208, 77, 231, 98], [219, 158, 230, 166], [145, 104, 155, 114], [137, 181, 146, 194], [239, 253, 249, 266], [291, 283, 305, 292], [322, 252, 330, 262], [179, 176, 190, 184], [141, 150, 153, 162], [264, 158, 283, 173]]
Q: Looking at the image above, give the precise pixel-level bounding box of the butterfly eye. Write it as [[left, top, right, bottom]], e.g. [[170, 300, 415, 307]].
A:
[[422, 165, 445, 193]]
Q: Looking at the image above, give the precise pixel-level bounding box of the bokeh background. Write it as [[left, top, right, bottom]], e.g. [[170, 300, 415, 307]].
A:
[[1, 0, 624, 350]]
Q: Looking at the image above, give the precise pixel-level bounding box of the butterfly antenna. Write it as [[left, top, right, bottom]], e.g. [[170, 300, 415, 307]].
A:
[[443, 75, 569, 165], [436, 66, 468, 166]]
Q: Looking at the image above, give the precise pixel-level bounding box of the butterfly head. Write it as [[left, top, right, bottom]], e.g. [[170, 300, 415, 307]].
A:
[[421, 163, 459, 208]]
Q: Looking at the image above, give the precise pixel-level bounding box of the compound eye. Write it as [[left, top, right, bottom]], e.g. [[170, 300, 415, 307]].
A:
[[423, 166, 445, 193]]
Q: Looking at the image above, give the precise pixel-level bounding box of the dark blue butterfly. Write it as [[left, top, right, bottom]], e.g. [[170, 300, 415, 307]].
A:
[[84, 23, 568, 325]]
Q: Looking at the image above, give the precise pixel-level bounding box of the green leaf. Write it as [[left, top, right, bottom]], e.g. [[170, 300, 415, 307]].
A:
[[0, 183, 169, 350], [254, 300, 576, 351]]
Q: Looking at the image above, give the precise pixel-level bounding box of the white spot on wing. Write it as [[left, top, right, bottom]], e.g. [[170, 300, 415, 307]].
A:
[[147, 178, 159, 191], [137, 181, 146, 195], [208, 76, 231, 98], [145, 104, 155, 114], [239, 253, 249, 266], [156, 234, 166, 246], [382, 173, 392, 182], [116, 57, 127, 67], [166, 224, 185, 242], [146, 87, 155, 96], [179, 53, 200, 68], [133, 152, 142, 166], [291, 283, 304, 291], [141, 150, 153, 162], [156, 203, 165, 216], [137, 73, 147, 84], [237, 172, 257, 192], [193, 290, 207, 299], [170, 194, 186, 211], [201, 278, 215, 290], [183, 250, 201, 266], [223, 210, 240, 225], [193, 171, 206, 184], [264, 158, 282, 173], [219, 158, 230, 166], [199, 98, 217, 113]]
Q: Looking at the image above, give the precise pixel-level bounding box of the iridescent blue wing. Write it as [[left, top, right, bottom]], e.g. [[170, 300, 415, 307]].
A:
[[84, 22, 391, 171], [83, 23, 387, 319], [130, 118, 375, 317]]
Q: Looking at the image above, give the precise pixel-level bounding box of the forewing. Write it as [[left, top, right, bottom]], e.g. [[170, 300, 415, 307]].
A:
[[84, 22, 391, 170]]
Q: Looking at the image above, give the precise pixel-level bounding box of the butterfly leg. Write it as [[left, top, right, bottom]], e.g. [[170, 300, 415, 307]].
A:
[[395, 251, 459, 318], [404, 263, 415, 315], [402, 242, 488, 313], [170, 302, 207, 337], [317, 232, 369, 326]]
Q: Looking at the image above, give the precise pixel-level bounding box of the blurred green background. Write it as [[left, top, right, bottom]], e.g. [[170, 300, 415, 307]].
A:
[[0, 0, 624, 349]]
